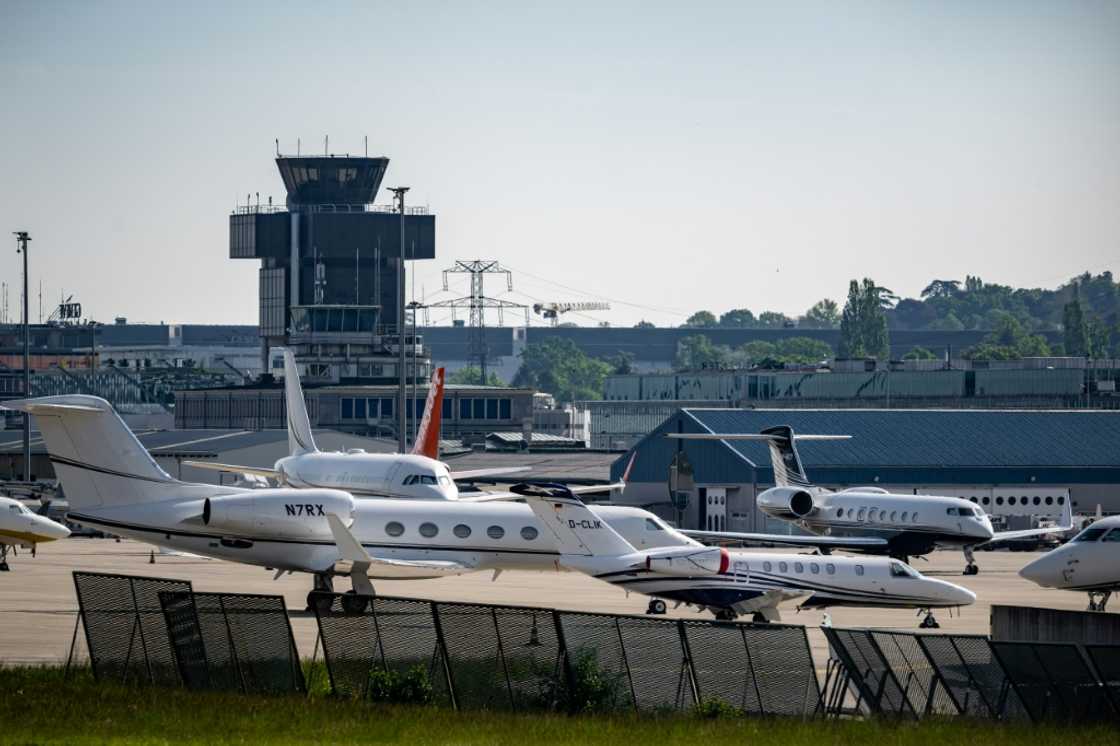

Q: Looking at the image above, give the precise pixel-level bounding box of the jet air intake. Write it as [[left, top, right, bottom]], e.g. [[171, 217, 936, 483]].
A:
[[757, 487, 817, 519], [203, 488, 355, 539]]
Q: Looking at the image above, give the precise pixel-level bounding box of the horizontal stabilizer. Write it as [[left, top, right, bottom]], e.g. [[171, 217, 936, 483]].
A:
[[458, 480, 624, 503], [682, 529, 889, 551], [182, 461, 280, 479], [666, 433, 850, 441], [1, 400, 102, 415], [984, 499, 1073, 545]]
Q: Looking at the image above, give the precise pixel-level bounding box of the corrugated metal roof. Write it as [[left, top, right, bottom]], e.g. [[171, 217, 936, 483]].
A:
[[684, 409, 1120, 468], [612, 408, 1120, 482], [486, 432, 581, 444]]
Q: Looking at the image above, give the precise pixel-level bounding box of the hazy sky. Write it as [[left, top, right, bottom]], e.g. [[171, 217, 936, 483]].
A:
[[2, 1, 1117, 327]]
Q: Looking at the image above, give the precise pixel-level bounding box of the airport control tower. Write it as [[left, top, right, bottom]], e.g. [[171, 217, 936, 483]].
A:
[[230, 153, 435, 384]]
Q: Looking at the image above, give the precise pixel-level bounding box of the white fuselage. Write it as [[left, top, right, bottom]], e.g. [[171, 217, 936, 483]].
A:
[[582, 550, 975, 613], [0, 497, 71, 548], [276, 452, 459, 500], [761, 487, 995, 554], [1019, 516, 1120, 592], [67, 499, 695, 577]]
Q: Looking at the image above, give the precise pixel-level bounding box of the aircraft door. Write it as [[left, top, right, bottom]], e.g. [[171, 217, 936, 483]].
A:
[[732, 558, 749, 584]]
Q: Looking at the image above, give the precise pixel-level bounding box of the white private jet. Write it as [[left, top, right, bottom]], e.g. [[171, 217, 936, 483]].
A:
[[1019, 514, 1120, 612], [183, 349, 529, 500], [0, 495, 71, 570], [669, 426, 1071, 575], [514, 483, 975, 626], [1, 394, 664, 611]]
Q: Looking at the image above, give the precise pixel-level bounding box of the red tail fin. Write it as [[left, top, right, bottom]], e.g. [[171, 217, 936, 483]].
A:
[[410, 367, 445, 460]]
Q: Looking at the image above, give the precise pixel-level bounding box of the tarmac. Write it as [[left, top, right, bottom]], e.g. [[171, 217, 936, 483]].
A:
[[0, 537, 1100, 672]]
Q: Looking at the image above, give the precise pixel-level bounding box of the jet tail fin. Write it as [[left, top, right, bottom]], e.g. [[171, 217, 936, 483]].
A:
[[511, 484, 636, 557], [282, 349, 318, 456], [667, 427, 849, 488], [410, 367, 445, 460]]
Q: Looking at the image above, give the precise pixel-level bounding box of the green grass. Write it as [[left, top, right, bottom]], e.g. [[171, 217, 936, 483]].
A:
[[0, 666, 1111, 746]]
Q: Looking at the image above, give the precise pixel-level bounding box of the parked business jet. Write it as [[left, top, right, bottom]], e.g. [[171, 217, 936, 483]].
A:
[[668, 426, 1071, 575], [0, 495, 70, 571], [511, 483, 975, 626], [2, 395, 668, 610], [1019, 515, 1120, 611], [183, 349, 528, 500]]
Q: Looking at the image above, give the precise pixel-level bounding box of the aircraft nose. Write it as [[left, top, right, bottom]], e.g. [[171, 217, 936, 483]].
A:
[[36, 516, 70, 541], [1019, 552, 1062, 588]]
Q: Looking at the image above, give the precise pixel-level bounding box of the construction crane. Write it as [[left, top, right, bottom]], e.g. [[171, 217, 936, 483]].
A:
[[532, 302, 610, 326]]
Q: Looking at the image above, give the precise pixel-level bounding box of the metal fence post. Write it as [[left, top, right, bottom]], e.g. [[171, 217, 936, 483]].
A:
[[675, 620, 699, 708], [552, 610, 575, 713], [741, 626, 764, 715], [218, 595, 246, 694], [126, 578, 155, 685], [430, 602, 457, 710], [613, 617, 638, 712], [64, 610, 82, 681], [491, 608, 515, 709]]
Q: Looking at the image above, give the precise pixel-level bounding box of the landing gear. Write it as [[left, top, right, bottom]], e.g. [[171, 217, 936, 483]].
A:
[[1088, 591, 1112, 612], [918, 610, 940, 629], [0, 546, 9, 572], [751, 612, 770, 624], [714, 608, 738, 622], [646, 598, 667, 615], [306, 572, 335, 613], [341, 590, 370, 615], [962, 547, 979, 576]]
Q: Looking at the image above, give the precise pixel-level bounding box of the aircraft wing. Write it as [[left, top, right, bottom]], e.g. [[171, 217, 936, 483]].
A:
[[681, 530, 890, 551], [181, 460, 280, 479], [981, 502, 1073, 546], [450, 466, 532, 481], [457, 481, 624, 503], [326, 514, 474, 578]]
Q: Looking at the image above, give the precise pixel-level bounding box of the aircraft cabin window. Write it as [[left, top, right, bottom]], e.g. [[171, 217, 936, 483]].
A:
[[1101, 530, 1120, 543], [453, 524, 472, 539], [645, 518, 664, 531], [520, 526, 539, 541], [836, 508, 844, 518], [912, 513, 919, 523], [855, 565, 865, 576], [763, 561, 773, 572], [901, 511, 908, 522], [385, 522, 405, 537], [810, 563, 820, 574], [794, 562, 804, 574], [419, 522, 439, 538], [1073, 527, 1108, 543], [778, 562, 789, 573], [869, 509, 878, 522], [857, 508, 866, 521], [826, 563, 836, 575], [890, 511, 897, 522], [487, 525, 505, 540]]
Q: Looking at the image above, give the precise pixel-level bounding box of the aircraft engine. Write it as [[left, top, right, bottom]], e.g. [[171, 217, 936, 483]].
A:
[[202, 488, 355, 539], [645, 546, 729, 576], [757, 486, 817, 519]]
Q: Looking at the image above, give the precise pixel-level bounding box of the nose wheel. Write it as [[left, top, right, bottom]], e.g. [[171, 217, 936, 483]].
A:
[[0, 546, 9, 572], [645, 599, 667, 615], [918, 610, 940, 629], [962, 547, 979, 575], [1088, 591, 1112, 612]]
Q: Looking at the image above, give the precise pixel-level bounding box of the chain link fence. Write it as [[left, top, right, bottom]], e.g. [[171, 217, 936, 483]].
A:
[[312, 594, 819, 716], [822, 627, 1119, 723]]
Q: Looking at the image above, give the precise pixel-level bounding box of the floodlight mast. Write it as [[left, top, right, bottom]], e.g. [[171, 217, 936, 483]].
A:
[[14, 231, 31, 480], [388, 187, 410, 452]]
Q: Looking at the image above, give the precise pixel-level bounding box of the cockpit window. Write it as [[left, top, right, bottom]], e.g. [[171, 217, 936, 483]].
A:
[[438, 476, 451, 486], [645, 518, 664, 531], [1102, 530, 1120, 543], [1073, 527, 1108, 543], [419, 475, 437, 485], [890, 561, 918, 578], [948, 507, 976, 517], [403, 474, 438, 486]]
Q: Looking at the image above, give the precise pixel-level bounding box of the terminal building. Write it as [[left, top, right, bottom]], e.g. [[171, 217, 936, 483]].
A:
[[608, 408, 1120, 532]]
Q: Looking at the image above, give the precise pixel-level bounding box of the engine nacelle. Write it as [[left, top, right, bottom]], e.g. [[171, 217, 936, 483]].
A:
[[645, 546, 729, 576], [757, 486, 817, 519], [202, 488, 355, 539]]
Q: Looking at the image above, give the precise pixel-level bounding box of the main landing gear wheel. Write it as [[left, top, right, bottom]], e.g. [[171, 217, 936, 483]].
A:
[[341, 590, 370, 615], [751, 612, 769, 624], [962, 547, 979, 575], [646, 599, 667, 615], [713, 608, 738, 622], [1088, 591, 1112, 612], [307, 590, 334, 614]]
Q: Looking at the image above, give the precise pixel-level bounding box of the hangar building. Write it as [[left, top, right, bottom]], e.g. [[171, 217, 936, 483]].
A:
[[609, 408, 1120, 532]]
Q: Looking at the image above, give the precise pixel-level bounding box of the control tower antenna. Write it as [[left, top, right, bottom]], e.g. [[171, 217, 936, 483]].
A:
[[426, 261, 529, 386]]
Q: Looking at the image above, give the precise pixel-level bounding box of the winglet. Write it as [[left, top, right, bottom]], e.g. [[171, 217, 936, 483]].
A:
[[410, 367, 445, 460], [327, 514, 372, 564], [283, 349, 318, 457]]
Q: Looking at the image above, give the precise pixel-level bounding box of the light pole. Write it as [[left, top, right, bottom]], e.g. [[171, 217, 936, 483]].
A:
[[388, 186, 410, 452], [14, 232, 31, 481], [407, 300, 424, 443]]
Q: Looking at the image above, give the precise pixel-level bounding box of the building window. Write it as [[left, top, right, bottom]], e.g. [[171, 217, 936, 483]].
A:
[[354, 398, 367, 419], [500, 399, 511, 419], [486, 399, 499, 419], [460, 399, 472, 419], [473, 398, 486, 419], [453, 524, 471, 539], [442, 399, 453, 419], [341, 398, 354, 419], [380, 398, 393, 418]]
